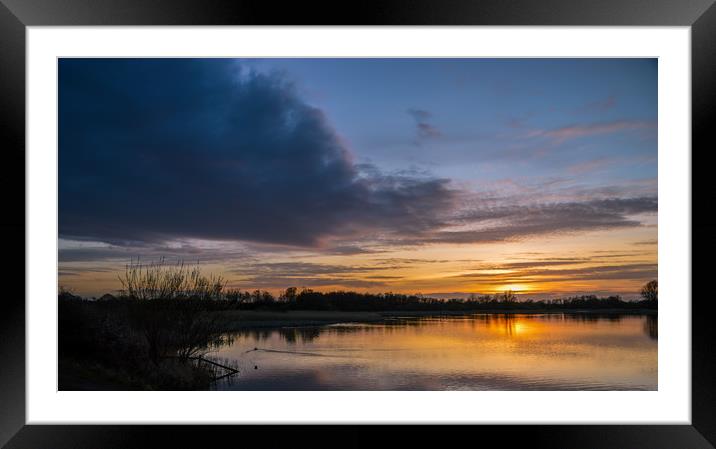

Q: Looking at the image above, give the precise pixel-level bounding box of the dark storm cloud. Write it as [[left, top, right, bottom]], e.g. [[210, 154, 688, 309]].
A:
[[59, 59, 457, 247]]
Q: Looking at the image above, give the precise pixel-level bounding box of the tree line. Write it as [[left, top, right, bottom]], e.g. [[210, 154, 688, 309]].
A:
[[60, 258, 658, 312], [62, 262, 658, 313]]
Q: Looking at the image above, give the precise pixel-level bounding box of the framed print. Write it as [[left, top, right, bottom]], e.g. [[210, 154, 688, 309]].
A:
[[2, 0, 715, 447]]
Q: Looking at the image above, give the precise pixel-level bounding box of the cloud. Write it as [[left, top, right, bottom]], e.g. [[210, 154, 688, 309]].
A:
[[230, 262, 384, 276], [407, 108, 441, 139], [632, 239, 658, 246], [228, 261, 388, 289], [492, 258, 590, 269], [453, 262, 657, 284], [577, 95, 617, 113], [59, 59, 457, 247], [567, 158, 614, 175], [530, 119, 655, 144], [541, 263, 657, 281], [392, 196, 657, 245], [57, 240, 248, 264], [319, 245, 382, 255], [58, 267, 115, 277]]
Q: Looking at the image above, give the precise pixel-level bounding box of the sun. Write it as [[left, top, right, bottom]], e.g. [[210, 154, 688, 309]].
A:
[[502, 284, 529, 292]]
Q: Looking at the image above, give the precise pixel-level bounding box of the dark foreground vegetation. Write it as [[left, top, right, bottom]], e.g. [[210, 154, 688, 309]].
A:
[[59, 261, 237, 390], [59, 260, 657, 390]]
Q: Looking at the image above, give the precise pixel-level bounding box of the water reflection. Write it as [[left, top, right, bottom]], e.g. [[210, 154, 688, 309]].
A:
[[210, 313, 657, 391], [227, 313, 655, 342], [230, 326, 323, 344], [644, 314, 658, 340]]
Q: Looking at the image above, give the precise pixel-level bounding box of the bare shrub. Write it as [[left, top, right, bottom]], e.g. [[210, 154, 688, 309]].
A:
[[118, 259, 229, 364], [119, 258, 225, 301]]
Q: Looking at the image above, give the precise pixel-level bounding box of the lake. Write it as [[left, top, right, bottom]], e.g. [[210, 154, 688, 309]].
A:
[[209, 313, 657, 390]]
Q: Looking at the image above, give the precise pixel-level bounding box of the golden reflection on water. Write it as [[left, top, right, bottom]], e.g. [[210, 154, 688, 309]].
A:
[[211, 314, 657, 391]]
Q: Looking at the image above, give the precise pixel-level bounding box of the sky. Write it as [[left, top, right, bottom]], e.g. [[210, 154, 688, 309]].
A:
[[58, 58, 657, 298]]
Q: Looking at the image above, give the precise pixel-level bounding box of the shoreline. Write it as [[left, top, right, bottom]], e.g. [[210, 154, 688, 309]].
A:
[[218, 308, 657, 330]]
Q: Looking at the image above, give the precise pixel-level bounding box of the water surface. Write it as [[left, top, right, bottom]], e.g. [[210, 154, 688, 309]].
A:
[[210, 313, 657, 390]]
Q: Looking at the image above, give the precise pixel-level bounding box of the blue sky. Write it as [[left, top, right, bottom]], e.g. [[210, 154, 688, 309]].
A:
[[275, 58, 656, 183]]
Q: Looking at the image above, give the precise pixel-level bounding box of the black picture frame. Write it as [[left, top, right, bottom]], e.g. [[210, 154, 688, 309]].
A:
[[2, 1, 714, 447]]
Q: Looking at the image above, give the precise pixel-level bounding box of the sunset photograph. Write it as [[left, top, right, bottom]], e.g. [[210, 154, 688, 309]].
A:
[[58, 58, 657, 391]]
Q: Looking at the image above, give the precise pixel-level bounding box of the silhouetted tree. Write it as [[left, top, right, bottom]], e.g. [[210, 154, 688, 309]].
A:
[[497, 290, 517, 303], [641, 280, 658, 303], [281, 287, 298, 303], [58, 285, 82, 301]]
